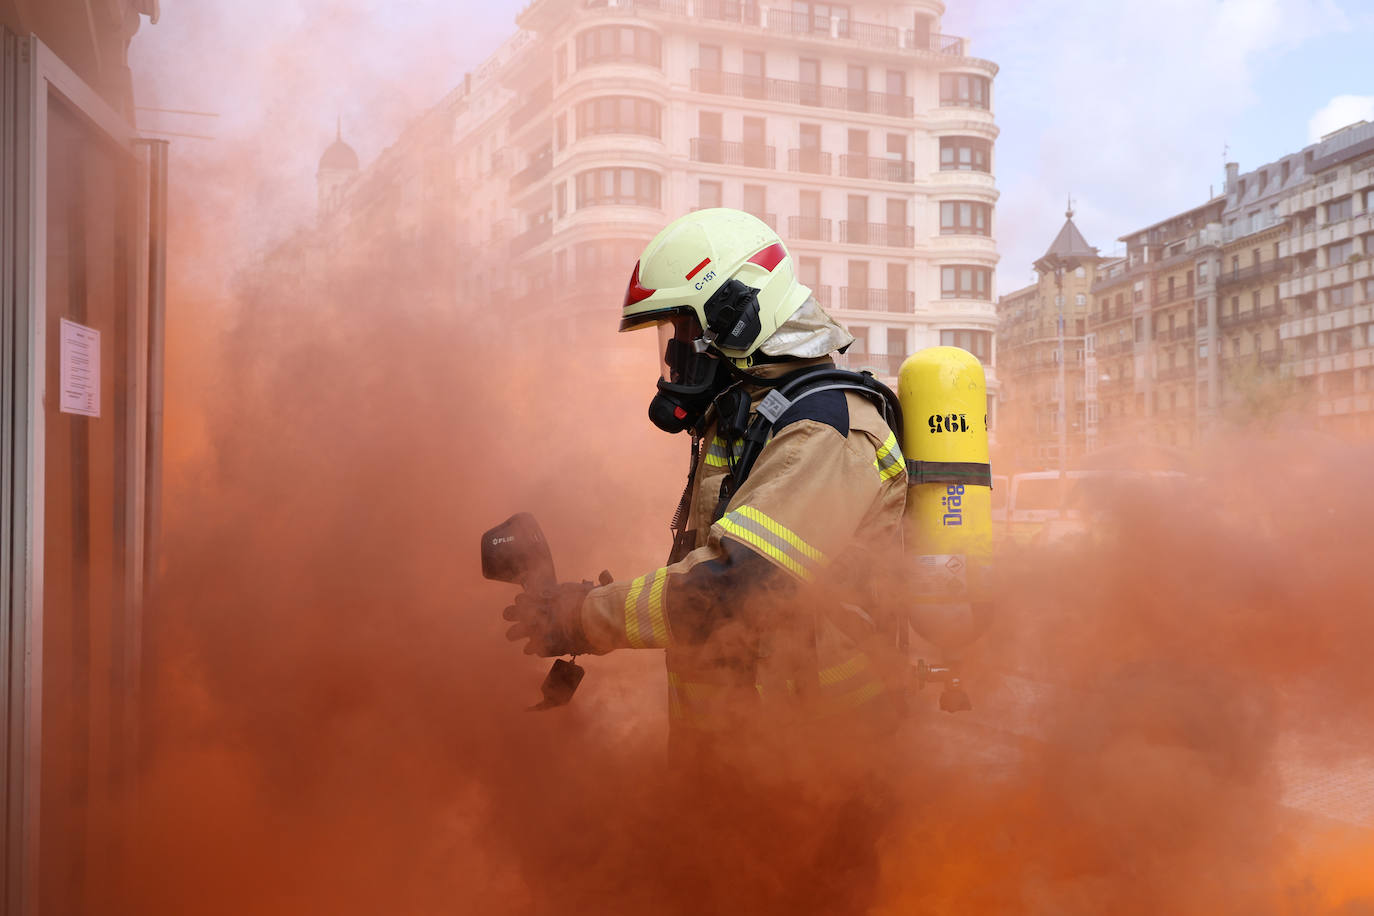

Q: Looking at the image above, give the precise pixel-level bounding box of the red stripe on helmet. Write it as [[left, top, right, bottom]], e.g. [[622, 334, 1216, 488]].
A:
[[623, 261, 656, 307], [747, 242, 786, 272], [684, 257, 711, 281]]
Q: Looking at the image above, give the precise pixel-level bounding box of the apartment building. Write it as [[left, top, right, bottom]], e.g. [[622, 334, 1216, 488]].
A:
[[452, 0, 1001, 380], [1072, 121, 1374, 453], [995, 209, 1099, 467], [1277, 121, 1374, 434]]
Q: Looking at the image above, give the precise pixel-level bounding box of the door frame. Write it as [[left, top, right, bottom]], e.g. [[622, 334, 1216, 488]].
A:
[[6, 34, 148, 916]]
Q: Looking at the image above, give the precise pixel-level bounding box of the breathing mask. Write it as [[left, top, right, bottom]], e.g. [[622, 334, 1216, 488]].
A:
[[648, 313, 731, 434]]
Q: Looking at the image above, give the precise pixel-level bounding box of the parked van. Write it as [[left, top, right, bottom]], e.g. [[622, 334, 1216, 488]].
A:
[[1005, 469, 1186, 546]]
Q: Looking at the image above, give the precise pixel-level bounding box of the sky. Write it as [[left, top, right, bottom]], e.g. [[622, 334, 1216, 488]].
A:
[[128, 0, 1374, 292]]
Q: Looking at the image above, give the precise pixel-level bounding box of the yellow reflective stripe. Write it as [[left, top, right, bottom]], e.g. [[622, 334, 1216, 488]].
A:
[[818, 653, 871, 687], [704, 453, 730, 467], [623, 574, 647, 648], [646, 567, 670, 647], [735, 506, 823, 562], [874, 432, 905, 481], [839, 680, 885, 708], [717, 516, 809, 579]]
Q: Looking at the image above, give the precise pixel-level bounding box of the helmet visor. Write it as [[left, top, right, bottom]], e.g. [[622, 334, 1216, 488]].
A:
[[656, 313, 707, 383]]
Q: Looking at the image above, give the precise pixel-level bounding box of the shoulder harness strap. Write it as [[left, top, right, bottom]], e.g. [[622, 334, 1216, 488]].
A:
[[712, 367, 903, 522]]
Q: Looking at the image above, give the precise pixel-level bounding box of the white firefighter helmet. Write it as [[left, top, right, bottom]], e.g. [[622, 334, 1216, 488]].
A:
[[620, 208, 813, 361]]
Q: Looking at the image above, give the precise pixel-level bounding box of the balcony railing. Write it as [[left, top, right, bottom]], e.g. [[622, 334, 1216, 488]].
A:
[[690, 136, 776, 169], [838, 287, 915, 311], [839, 154, 914, 182], [840, 221, 914, 247], [690, 0, 760, 24], [509, 220, 552, 256], [508, 83, 552, 132], [1161, 324, 1196, 341], [1216, 256, 1294, 288], [788, 216, 832, 241], [807, 284, 831, 307], [1217, 303, 1283, 328], [510, 150, 552, 193], [1155, 363, 1195, 381], [1257, 348, 1282, 366], [690, 68, 913, 117], [1154, 282, 1196, 304], [788, 148, 832, 175], [618, 0, 971, 55]]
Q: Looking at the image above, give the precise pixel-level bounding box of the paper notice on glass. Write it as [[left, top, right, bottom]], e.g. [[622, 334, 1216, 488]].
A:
[[59, 318, 100, 417]]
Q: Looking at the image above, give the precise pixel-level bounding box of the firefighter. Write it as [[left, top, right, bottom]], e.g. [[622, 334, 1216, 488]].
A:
[[502, 208, 908, 755]]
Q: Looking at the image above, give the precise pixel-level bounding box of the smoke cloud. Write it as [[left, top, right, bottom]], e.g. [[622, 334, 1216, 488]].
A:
[[113, 6, 1374, 915]]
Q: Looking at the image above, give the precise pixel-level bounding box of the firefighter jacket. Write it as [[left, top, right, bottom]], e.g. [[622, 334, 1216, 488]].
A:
[[579, 359, 908, 748]]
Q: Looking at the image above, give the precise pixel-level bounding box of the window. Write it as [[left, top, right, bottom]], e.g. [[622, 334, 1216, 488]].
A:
[[698, 180, 722, 209], [1134, 317, 1145, 341], [1330, 284, 1354, 308], [1327, 239, 1355, 266], [940, 265, 992, 300], [938, 136, 991, 172], [555, 182, 567, 218], [940, 328, 992, 361], [939, 73, 990, 109], [576, 27, 661, 67], [555, 46, 568, 82], [885, 70, 906, 98], [699, 43, 722, 71], [575, 96, 661, 138], [939, 200, 991, 235], [575, 168, 662, 207], [1197, 260, 1209, 282], [1326, 196, 1353, 223], [798, 256, 821, 288], [1076, 293, 1086, 306], [793, 1, 850, 34], [742, 50, 766, 98], [743, 184, 767, 220]]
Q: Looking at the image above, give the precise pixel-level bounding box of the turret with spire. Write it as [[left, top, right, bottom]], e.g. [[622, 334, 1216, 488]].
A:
[[1034, 196, 1100, 275], [316, 118, 359, 221]]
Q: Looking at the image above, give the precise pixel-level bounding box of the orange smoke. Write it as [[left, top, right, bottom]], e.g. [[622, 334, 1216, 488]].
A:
[[113, 15, 1374, 916]]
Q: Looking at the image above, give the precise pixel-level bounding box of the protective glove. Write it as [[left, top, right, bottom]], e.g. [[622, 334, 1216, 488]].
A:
[[503, 582, 595, 657]]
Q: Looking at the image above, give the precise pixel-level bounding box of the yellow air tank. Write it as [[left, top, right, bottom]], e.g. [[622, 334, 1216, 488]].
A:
[[898, 346, 992, 709]]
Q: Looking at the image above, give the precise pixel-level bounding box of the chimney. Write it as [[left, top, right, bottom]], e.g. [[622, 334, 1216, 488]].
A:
[[1225, 161, 1239, 195]]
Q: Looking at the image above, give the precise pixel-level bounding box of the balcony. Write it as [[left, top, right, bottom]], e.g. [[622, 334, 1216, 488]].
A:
[[788, 148, 832, 175], [788, 216, 832, 242], [613, 0, 972, 57], [1257, 348, 1282, 367], [1216, 256, 1293, 289], [690, 136, 776, 169], [838, 154, 914, 183], [840, 221, 913, 247], [508, 83, 552, 132], [690, 0, 760, 24], [509, 148, 552, 193], [838, 287, 916, 312], [808, 284, 831, 307], [509, 220, 552, 256], [1161, 324, 1196, 342], [1217, 303, 1283, 328], [1155, 363, 1195, 381], [690, 68, 913, 117], [1154, 282, 1196, 305]]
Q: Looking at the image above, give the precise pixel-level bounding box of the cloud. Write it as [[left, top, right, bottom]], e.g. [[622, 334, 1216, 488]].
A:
[[1308, 94, 1374, 142]]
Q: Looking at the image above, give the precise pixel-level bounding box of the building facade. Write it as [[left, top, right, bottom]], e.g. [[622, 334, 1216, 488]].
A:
[[995, 209, 1099, 468], [996, 121, 1374, 463], [291, 0, 1002, 386]]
